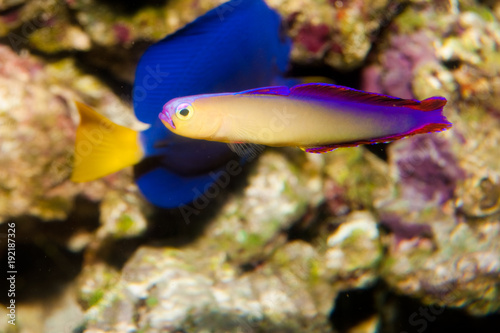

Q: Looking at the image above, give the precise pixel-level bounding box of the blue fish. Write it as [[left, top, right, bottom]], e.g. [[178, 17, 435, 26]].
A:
[[71, 0, 292, 208]]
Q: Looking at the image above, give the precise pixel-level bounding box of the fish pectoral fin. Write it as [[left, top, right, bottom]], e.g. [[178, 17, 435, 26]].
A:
[[228, 142, 265, 160], [71, 101, 144, 182]]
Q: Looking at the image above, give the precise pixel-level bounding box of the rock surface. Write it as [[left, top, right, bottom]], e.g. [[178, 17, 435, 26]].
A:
[[0, 0, 500, 332]]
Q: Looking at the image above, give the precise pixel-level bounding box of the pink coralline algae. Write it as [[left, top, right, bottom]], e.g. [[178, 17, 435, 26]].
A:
[[0, 10, 20, 24], [296, 23, 331, 54], [113, 23, 131, 44], [362, 31, 439, 98], [379, 213, 433, 243], [391, 135, 465, 207]]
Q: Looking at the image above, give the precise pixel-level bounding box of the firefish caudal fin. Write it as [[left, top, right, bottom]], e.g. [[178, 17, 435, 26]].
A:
[[71, 102, 144, 182]]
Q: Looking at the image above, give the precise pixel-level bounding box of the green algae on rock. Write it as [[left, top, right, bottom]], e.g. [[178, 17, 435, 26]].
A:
[[77, 155, 388, 332], [80, 239, 375, 332], [198, 150, 324, 264]]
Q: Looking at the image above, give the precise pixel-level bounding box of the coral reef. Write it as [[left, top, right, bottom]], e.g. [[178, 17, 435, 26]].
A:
[[267, 0, 409, 69], [80, 210, 383, 332], [1, 0, 500, 332], [363, 0, 500, 317], [0, 45, 140, 223], [0, 0, 409, 71], [0, 45, 78, 221]]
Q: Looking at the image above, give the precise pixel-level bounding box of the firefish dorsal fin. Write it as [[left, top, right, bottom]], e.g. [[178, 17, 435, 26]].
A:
[[71, 102, 144, 182], [237, 83, 448, 113], [289, 83, 429, 108], [237, 86, 290, 96]]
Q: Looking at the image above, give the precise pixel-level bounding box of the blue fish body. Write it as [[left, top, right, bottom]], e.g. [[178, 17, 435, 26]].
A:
[[133, 0, 291, 208]]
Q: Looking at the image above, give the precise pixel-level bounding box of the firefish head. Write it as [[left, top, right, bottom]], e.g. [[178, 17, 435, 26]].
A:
[[159, 95, 222, 140]]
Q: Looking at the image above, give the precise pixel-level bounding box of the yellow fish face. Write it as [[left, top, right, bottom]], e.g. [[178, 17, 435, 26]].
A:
[[160, 96, 222, 140]]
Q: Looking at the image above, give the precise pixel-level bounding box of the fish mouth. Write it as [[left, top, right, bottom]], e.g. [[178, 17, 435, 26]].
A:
[[159, 109, 175, 129]]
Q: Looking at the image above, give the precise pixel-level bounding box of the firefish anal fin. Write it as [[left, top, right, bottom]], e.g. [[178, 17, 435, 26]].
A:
[[300, 139, 383, 153], [71, 102, 144, 182], [301, 120, 452, 154]]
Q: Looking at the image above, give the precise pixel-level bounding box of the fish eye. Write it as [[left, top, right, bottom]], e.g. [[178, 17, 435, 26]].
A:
[[175, 103, 194, 120]]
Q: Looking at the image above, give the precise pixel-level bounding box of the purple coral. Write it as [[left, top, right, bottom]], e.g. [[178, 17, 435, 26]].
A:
[[391, 135, 465, 206], [362, 31, 438, 98], [379, 213, 433, 244]]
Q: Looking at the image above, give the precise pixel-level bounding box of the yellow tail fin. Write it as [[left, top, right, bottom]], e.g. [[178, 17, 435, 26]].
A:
[[71, 101, 144, 182]]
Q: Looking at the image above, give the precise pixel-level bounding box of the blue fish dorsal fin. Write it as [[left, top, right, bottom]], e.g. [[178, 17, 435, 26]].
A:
[[290, 83, 424, 108], [133, 0, 291, 124], [132, 0, 293, 209], [237, 86, 290, 96]]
